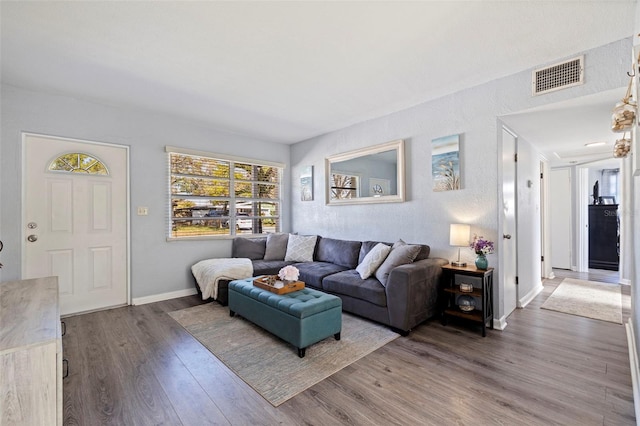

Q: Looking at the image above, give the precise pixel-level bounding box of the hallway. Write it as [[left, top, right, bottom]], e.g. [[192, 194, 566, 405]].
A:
[[552, 267, 622, 285], [548, 267, 631, 322]]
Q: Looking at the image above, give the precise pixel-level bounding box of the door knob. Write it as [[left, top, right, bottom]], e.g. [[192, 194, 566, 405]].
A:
[[27, 234, 38, 242], [503, 234, 512, 239]]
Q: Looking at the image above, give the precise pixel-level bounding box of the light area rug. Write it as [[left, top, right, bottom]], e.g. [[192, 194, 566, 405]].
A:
[[169, 303, 399, 406], [541, 278, 622, 324]]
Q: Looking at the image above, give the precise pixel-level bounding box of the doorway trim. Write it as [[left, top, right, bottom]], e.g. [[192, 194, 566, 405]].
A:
[[21, 132, 131, 309], [576, 167, 590, 272]]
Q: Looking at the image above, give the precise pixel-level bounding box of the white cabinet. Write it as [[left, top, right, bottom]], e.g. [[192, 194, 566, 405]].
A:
[[0, 277, 62, 426]]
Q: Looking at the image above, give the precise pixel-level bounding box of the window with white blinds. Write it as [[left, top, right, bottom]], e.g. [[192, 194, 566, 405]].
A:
[[167, 147, 283, 239]]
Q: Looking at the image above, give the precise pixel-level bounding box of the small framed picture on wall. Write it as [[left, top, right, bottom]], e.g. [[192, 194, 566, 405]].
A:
[[432, 134, 461, 191], [301, 165, 313, 201]]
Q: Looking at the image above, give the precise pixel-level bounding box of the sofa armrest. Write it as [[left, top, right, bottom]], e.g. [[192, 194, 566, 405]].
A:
[[385, 257, 448, 332]]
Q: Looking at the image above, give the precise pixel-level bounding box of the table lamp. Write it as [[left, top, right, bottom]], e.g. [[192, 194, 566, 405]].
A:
[[449, 223, 470, 267]]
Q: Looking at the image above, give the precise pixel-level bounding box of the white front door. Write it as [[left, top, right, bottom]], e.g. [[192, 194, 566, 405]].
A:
[[23, 134, 129, 315], [502, 128, 517, 316]]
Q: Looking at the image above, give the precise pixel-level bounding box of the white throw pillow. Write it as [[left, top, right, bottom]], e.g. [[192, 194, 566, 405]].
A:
[[284, 234, 318, 262], [356, 243, 391, 279]]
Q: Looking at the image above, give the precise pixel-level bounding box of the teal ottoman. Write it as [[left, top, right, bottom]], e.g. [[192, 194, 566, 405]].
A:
[[228, 278, 342, 357]]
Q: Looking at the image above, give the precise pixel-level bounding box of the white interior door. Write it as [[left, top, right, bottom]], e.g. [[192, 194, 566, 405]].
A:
[[23, 134, 129, 315], [549, 169, 572, 269], [501, 128, 517, 316]]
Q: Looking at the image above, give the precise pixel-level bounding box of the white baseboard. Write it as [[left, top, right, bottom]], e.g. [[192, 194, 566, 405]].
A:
[[518, 282, 544, 308], [492, 316, 507, 330], [621, 278, 632, 285], [132, 288, 198, 306], [625, 321, 640, 423]]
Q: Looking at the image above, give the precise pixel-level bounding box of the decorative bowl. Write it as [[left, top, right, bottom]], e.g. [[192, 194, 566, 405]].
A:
[[459, 282, 474, 293], [457, 295, 476, 312]]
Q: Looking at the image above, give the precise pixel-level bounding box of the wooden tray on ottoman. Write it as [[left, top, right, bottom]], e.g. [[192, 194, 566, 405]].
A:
[[253, 276, 305, 294]]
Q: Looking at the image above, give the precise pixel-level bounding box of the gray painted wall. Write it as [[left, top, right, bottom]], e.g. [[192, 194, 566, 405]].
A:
[[0, 84, 291, 298], [290, 38, 631, 324], [0, 38, 632, 317]]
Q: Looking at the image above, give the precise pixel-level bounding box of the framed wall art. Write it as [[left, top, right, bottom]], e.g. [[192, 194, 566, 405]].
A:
[[300, 165, 313, 201], [432, 134, 461, 191]]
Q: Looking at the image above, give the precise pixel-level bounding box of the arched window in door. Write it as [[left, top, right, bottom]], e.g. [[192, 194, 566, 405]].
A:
[[48, 153, 109, 175]]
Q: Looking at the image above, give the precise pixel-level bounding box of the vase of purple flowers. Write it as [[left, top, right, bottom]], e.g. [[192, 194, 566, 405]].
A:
[[470, 235, 494, 270], [474, 253, 488, 270]]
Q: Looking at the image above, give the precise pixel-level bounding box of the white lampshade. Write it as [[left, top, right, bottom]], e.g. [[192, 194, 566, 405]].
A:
[[449, 224, 470, 247]]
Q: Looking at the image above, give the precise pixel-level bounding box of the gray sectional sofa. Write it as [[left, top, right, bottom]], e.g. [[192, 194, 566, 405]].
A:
[[193, 235, 448, 334]]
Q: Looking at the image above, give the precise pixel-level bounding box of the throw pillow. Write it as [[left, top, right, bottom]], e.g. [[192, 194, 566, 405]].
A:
[[393, 239, 407, 248], [263, 233, 289, 260], [355, 243, 391, 279], [374, 241, 421, 286], [284, 234, 318, 262], [231, 237, 266, 260]]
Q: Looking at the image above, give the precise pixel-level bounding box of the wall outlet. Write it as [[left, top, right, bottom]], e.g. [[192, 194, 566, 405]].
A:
[[137, 207, 149, 216]]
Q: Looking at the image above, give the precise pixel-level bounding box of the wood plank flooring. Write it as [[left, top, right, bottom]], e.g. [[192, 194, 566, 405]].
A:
[[62, 270, 635, 425]]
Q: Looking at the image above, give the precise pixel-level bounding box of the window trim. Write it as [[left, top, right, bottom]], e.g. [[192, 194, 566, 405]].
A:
[[165, 146, 285, 169], [166, 146, 284, 241]]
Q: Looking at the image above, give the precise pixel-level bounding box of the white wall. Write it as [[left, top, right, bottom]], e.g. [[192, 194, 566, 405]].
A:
[[0, 38, 632, 308], [0, 84, 291, 298], [630, 5, 640, 415], [290, 38, 631, 323]]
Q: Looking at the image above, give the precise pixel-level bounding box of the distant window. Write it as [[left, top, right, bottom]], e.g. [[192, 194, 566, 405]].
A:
[[167, 148, 282, 239], [48, 153, 108, 175], [600, 169, 619, 201]]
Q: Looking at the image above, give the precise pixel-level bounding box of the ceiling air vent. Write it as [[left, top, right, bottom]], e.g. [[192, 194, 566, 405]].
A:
[[532, 55, 584, 96]]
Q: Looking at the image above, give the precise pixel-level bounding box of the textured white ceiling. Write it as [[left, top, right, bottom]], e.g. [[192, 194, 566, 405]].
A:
[[1, 1, 636, 156], [501, 88, 628, 168]]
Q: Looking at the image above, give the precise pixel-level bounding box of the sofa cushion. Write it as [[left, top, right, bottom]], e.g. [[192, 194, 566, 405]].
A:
[[322, 270, 387, 307], [316, 237, 362, 269], [356, 242, 391, 279], [285, 234, 318, 262], [232, 237, 266, 260], [294, 261, 349, 289], [252, 259, 295, 276], [375, 241, 421, 286], [263, 233, 289, 260]]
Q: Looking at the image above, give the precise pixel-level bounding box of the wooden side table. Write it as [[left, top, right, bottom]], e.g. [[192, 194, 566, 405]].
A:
[[441, 264, 494, 337]]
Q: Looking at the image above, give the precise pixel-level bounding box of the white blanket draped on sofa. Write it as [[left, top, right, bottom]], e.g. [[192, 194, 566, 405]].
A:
[[191, 258, 253, 300]]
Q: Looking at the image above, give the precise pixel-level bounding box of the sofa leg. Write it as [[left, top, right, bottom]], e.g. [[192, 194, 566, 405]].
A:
[[390, 326, 409, 336], [229, 310, 235, 317], [334, 332, 341, 341], [298, 347, 306, 358]]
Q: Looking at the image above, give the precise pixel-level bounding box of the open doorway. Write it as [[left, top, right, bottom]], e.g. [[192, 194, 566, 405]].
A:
[[582, 159, 622, 278], [547, 159, 621, 279], [500, 89, 629, 286]]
